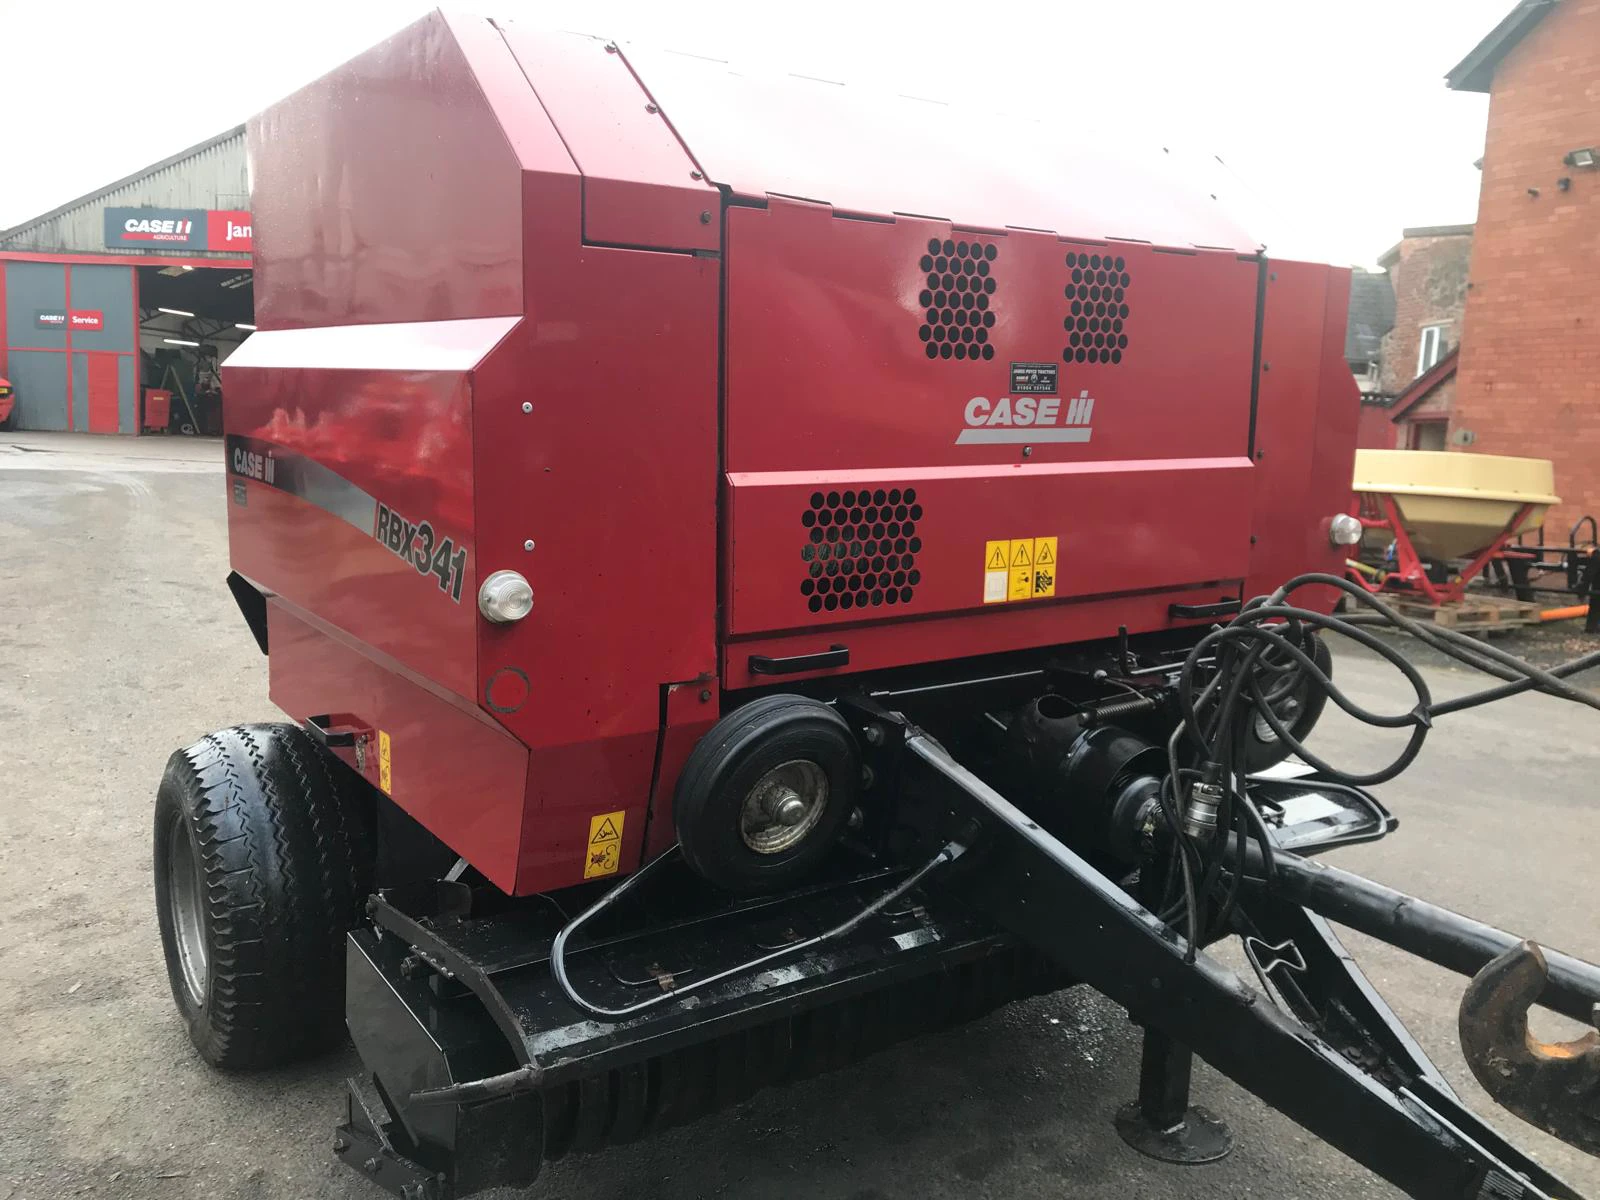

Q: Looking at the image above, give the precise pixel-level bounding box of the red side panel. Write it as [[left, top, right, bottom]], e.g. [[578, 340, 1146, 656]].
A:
[[720, 200, 1259, 680], [470, 239, 720, 895], [225, 319, 511, 702], [248, 11, 527, 330], [266, 603, 528, 891], [1245, 261, 1359, 609], [726, 461, 1254, 636], [496, 28, 719, 252], [621, 45, 1258, 252]]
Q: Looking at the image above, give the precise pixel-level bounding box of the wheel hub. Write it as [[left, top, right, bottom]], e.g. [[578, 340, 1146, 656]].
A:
[[740, 760, 828, 854], [166, 819, 209, 1006]]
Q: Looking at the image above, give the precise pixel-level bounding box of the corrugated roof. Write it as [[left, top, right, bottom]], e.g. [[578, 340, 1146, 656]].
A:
[[1446, 0, 1556, 93], [0, 125, 245, 244]]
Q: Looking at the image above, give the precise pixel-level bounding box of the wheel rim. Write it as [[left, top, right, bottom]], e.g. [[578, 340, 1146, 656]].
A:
[[739, 760, 829, 854], [166, 819, 209, 1006], [1253, 693, 1303, 745]]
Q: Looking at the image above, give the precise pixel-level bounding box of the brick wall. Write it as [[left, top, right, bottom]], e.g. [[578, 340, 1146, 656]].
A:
[[1377, 233, 1472, 394], [1454, 0, 1600, 536], [1405, 375, 1456, 422]]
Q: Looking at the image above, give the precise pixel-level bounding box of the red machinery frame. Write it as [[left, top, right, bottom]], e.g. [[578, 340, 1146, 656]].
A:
[[222, 13, 1361, 897], [1349, 492, 1534, 607]]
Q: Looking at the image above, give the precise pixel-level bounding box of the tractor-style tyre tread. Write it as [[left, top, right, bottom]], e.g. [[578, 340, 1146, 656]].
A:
[[154, 723, 372, 1070]]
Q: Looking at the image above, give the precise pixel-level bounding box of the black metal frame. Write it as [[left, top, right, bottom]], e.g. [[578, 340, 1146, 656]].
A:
[[331, 683, 1595, 1200], [1492, 514, 1600, 633], [843, 696, 1587, 1200]]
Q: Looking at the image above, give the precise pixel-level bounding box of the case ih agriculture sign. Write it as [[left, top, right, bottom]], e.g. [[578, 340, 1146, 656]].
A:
[[104, 208, 252, 252]]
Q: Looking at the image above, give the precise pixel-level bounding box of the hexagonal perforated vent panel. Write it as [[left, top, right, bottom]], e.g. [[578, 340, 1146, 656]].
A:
[[800, 487, 924, 613], [1063, 250, 1131, 366], [918, 238, 998, 361]]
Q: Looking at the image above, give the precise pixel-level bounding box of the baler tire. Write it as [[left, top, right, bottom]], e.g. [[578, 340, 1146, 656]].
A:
[[673, 695, 860, 895], [153, 723, 373, 1070], [1236, 632, 1333, 773]]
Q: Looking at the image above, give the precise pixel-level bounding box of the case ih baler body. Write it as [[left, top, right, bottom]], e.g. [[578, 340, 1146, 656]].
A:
[[158, 11, 1600, 1200], [223, 11, 1355, 897]]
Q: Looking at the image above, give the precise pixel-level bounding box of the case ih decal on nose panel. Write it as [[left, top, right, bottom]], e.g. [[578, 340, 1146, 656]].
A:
[[226, 434, 468, 603], [957, 390, 1095, 444]]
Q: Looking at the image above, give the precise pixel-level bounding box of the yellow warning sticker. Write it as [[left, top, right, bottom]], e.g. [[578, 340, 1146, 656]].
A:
[[584, 810, 626, 879], [377, 730, 392, 795], [1008, 539, 1035, 601], [1032, 537, 1058, 598], [983, 540, 1010, 604], [980, 535, 1060, 604]]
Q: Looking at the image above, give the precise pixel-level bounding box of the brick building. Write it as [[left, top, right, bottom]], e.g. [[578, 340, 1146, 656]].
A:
[[1352, 226, 1472, 449], [1448, 0, 1600, 536]]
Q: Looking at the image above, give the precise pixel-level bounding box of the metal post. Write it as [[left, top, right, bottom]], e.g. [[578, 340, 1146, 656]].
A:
[[1110, 862, 1235, 1164]]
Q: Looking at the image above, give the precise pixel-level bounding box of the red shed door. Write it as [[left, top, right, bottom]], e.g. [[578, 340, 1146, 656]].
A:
[[86, 353, 120, 433]]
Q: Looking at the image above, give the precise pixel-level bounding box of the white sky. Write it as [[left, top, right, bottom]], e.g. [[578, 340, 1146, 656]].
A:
[[0, 0, 1508, 267]]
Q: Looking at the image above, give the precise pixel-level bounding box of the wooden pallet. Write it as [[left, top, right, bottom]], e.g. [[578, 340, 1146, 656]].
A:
[[1392, 595, 1543, 631]]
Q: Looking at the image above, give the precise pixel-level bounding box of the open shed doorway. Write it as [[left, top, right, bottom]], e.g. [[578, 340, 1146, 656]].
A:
[[137, 263, 253, 435]]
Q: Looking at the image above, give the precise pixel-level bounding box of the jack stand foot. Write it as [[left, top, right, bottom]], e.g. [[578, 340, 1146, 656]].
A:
[[1114, 1100, 1233, 1165], [1114, 1027, 1234, 1165]]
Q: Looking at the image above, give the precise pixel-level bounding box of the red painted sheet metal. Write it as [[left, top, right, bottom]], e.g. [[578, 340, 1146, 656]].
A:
[[248, 11, 542, 331], [723, 203, 1259, 475], [725, 458, 1255, 638], [722, 583, 1246, 692], [495, 27, 719, 252], [1244, 260, 1358, 610], [266, 602, 528, 893], [223, 317, 517, 701], [470, 237, 720, 893], [622, 45, 1258, 251]]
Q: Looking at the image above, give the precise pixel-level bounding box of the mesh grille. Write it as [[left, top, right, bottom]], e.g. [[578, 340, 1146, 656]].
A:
[[801, 487, 923, 613], [1062, 251, 1131, 366], [917, 238, 998, 361]]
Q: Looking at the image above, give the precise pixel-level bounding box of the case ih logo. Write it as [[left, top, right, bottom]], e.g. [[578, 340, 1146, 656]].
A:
[[231, 445, 276, 484], [122, 216, 194, 242], [957, 390, 1096, 445], [103, 207, 253, 251]]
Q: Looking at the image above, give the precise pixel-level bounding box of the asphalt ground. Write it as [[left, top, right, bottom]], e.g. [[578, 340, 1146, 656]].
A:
[[1, 431, 1596, 1200]]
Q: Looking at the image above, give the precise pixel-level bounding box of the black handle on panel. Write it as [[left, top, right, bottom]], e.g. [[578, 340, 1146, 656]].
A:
[[1169, 599, 1243, 621], [305, 714, 359, 748], [748, 645, 851, 676]]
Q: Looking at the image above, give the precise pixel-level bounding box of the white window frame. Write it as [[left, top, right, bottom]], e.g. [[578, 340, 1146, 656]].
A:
[[1417, 324, 1446, 375]]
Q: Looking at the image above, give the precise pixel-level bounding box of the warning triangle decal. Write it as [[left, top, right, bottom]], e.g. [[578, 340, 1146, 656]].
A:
[[591, 817, 621, 843], [987, 547, 1008, 570], [1011, 542, 1031, 568], [1036, 542, 1055, 566]]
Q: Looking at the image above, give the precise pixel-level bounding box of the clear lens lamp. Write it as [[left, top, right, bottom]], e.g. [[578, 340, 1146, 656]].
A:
[[1329, 513, 1364, 547], [478, 570, 534, 623]]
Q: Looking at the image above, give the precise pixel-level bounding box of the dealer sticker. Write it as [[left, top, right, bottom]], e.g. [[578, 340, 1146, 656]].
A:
[[1009, 361, 1059, 395]]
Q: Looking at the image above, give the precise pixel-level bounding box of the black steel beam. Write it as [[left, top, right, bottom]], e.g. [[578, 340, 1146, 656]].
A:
[[891, 730, 1584, 1200], [1256, 852, 1600, 1025]]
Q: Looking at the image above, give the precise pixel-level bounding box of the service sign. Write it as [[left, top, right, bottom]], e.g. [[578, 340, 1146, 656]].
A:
[[69, 310, 104, 331], [104, 207, 253, 252]]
